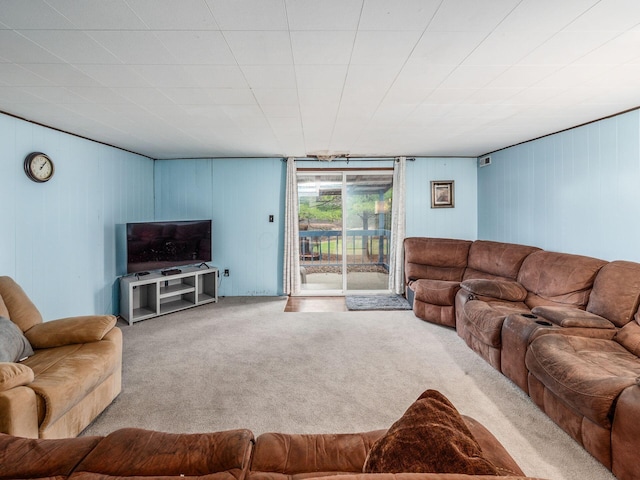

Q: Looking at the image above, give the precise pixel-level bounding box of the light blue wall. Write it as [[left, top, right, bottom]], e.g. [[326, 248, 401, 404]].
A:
[[478, 109, 640, 262], [0, 113, 154, 319], [155, 157, 477, 297], [406, 157, 477, 239], [154, 158, 285, 296]]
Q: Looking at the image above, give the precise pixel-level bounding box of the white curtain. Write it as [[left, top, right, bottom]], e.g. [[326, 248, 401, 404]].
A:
[[389, 156, 406, 294], [283, 157, 301, 295]]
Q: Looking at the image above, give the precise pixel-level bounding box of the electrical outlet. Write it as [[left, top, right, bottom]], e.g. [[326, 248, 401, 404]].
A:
[[223, 269, 230, 277]]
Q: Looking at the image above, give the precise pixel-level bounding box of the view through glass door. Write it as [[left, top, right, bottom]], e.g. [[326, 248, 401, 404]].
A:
[[297, 170, 393, 294]]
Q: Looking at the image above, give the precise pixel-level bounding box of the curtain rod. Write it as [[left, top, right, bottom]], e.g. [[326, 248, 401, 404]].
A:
[[285, 157, 415, 162]]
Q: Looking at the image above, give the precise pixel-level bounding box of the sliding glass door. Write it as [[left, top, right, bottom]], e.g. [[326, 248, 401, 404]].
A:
[[297, 170, 393, 295]]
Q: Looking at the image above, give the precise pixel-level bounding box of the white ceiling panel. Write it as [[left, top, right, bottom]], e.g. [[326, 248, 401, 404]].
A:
[[343, 66, 397, 91], [21, 64, 103, 87], [240, 65, 296, 89], [0, 64, 55, 86], [351, 30, 422, 66], [290, 31, 356, 65], [564, 0, 640, 32], [224, 31, 293, 65], [206, 0, 288, 30], [45, 0, 146, 30], [285, 0, 362, 30], [130, 65, 201, 88], [295, 65, 348, 89], [205, 88, 256, 105], [0, 0, 75, 29], [155, 31, 236, 65], [410, 31, 487, 65], [181, 66, 248, 88], [0, 30, 64, 63], [126, 0, 219, 30], [86, 31, 176, 65], [359, 0, 440, 31], [427, 0, 520, 32], [74, 65, 150, 88], [519, 30, 620, 66], [1, 1, 640, 159], [17, 30, 121, 64], [252, 88, 298, 106]]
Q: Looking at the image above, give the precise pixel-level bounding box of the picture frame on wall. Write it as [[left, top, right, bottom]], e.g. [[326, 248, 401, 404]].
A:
[[431, 180, 454, 208]]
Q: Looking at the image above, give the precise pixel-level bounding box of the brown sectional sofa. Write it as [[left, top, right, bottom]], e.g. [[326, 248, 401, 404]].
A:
[[0, 390, 547, 480], [0, 276, 122, 439], [404, 238, 640, 480]]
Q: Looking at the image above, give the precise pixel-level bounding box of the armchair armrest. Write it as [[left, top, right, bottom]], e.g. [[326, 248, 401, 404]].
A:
[[531, 306, 615, 329], [25, 315, 117, 349], [460, 279, 527, 302], [0, 362, 34, 392]]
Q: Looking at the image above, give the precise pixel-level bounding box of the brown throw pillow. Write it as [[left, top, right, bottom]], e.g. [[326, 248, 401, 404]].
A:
[[363, 390, 498, 475]]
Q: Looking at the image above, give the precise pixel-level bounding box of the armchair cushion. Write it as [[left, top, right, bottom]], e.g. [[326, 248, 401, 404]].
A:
[[25, 315, 116, 349], [0, 316, 34, 362], [363, 390, 498, 475], [0, 362, 34, 392], [460, 279, 527, 302], [531, 306, 616, 329]]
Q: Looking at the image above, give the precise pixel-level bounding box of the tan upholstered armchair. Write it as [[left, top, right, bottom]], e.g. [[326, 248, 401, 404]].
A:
[[0, 276, 122, 438]]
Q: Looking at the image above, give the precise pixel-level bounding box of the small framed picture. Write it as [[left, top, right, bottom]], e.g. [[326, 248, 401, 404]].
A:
[[431, 181, 454, 208]]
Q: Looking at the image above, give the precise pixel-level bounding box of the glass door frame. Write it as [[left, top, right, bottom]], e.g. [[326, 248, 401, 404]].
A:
[[297, 169, 393, 296]]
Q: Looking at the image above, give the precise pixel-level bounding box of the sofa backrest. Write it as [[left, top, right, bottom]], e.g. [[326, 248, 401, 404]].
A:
[[463, 240, 540, 281], [0, 276, 42, 333], [404, 238, 472, 283], [517, 251, 607, 309], [587, 260, 640, 328]]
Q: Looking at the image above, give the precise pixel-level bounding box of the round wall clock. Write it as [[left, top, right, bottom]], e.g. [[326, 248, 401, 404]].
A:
[[24, 152, 55, 183]]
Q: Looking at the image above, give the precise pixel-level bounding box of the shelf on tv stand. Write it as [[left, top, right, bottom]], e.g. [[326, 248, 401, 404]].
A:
[[119, 266, 218, 325]]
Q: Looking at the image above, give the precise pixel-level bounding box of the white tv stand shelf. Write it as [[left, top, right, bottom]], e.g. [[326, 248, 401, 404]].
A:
[[119, 265, 218, 325]]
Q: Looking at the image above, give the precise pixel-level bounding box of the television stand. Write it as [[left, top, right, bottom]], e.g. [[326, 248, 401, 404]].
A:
[[119, 266, 218, 325]]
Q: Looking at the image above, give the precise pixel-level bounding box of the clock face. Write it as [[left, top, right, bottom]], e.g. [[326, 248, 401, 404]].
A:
[[24, 152, 54, 182]]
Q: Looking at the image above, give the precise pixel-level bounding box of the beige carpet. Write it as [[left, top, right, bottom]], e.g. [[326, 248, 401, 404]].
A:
[[83, 297, 614, 480]]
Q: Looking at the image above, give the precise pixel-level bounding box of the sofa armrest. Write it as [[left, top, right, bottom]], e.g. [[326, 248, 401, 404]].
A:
[[0, 362, 34, 392], [612, 385, 640, 479], [460, 279, 527, 302], [531, 306, 615, 329], [25, 315, 117, 349], [0, 386, 39, 437]]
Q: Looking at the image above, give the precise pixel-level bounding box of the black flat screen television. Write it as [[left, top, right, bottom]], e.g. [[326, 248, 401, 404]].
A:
[[126, 220, 212, 274]]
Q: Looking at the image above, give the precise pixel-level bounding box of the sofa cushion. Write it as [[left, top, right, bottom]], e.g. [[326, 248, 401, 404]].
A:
[[464, 240, 540, 281], [531, 306, 616, 329], [461, 279, 527, 302], [251, 431, 384, 476], [404, 238, 472, 283], [22, 339, 120, 429], [462, 300, 529, 348], [517, 251, 606, 308], [526, 335, 640, 428], [0, 276, 43, 333], [362, 390, 498, 475], [587, 260, 640, 328], [0, 362, 34, 392], [410, 280, 461, 306], [74, 428, 254, 478], [0, 316, 34, 362]]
